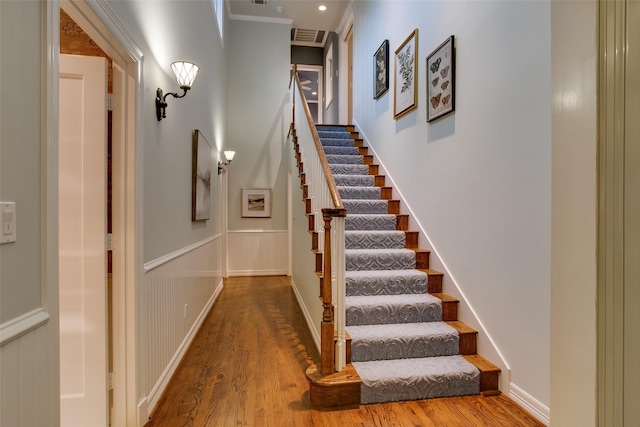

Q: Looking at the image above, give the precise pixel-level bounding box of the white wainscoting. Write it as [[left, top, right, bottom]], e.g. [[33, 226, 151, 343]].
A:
[[140, 235, 223, 418], [227, 230, 289, 276], [0, 321, 56, 427]]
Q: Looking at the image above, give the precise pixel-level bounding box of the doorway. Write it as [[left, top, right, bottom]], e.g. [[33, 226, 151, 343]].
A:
[[295, 65, 324, 123], [55, 1, 142, 425]]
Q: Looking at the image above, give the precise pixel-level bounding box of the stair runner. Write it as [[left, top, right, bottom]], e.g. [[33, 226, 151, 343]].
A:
[[316, 125, 480, 404]]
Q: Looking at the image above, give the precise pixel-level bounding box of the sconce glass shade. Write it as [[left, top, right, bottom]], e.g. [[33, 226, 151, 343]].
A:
[[171, 61, 200, 89], [224, 151, 236, 162]]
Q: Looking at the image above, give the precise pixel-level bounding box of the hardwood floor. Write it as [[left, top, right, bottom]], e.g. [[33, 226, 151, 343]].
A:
[[146, 276, 544, 427]]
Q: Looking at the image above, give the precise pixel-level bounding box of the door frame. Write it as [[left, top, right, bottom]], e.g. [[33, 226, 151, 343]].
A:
[[47, 1, 144, 425], [294, 64, 324, 124]]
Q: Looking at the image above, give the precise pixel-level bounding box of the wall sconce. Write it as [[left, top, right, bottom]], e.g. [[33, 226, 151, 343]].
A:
[[218, 151, 236, 175], [156, 61, 200, 121]]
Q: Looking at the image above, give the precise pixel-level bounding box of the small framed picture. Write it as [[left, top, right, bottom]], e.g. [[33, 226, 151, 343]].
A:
[[374, 40, 389, 99], [394, 29, 418, 119], [426, 35, 455, 122], [241, 187, 271, 218], [192, 130, 212, 221]]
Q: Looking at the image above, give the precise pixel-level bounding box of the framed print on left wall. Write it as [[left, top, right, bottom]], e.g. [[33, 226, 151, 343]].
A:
[[394, 29, 418, 119], [192, 129, 212, 221]]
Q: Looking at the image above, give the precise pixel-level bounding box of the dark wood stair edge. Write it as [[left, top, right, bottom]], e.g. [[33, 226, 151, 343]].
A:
[[306, 363, 361, 408], [464, 355, 502, 396]]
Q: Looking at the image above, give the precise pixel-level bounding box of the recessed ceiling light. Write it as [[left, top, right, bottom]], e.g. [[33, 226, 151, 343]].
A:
[[318, 5, 327, 11]]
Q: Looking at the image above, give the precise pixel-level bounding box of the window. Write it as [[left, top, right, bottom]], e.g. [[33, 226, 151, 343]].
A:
[[212, 0, 224, 44]]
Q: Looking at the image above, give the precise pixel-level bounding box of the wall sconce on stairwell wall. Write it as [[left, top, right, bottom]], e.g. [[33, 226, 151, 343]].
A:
[[218, 151, 235, 175], [156, 61, 200, 121]]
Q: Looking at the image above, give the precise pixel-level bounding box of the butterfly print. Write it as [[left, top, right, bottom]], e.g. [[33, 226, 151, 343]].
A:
[[430, 58, 441, 73], [442, 95, 451, 105], [440, 65, 450, 78], [440, 81, 449, 90], [430, 93, 442, 109], [432, 77, 439, 87]]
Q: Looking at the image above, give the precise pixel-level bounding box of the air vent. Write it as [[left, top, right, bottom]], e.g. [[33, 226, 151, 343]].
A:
[[251, 0, 267, 4], [291, 28, 329, 47]]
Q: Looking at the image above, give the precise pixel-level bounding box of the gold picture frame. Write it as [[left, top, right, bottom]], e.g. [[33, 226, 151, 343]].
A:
[[394, 29, 418, 119]]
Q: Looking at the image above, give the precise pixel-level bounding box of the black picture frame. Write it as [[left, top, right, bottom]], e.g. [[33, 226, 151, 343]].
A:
[[374, 40, 389, 99], [426, 35, 455, 122]]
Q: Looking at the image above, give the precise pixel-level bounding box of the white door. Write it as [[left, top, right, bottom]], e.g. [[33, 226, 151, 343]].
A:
[[59, 54, 108, 427]]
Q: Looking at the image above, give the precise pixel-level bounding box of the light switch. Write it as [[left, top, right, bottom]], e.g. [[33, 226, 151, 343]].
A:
[[1, 202, 17, 244]]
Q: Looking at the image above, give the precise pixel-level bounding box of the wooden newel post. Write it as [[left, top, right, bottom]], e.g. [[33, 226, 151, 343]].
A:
[[321, 210, 335, 374]]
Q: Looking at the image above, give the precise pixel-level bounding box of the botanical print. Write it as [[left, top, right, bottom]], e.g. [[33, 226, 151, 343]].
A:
[[394, 29, 418, 119], [397, 45, 414, 94]]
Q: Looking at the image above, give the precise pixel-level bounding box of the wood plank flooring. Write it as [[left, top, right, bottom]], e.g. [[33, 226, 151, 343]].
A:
[[146, 276, 544, 427]]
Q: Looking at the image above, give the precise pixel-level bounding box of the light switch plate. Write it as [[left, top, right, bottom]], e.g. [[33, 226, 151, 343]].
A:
[[1, 202, 17, 244]]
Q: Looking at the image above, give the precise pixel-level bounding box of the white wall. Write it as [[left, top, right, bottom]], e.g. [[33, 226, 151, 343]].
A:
[[0, 2, 60, 426], [105, 1, 229, 420], [550, 0, 598, 425], [108, 0, 229, 263], [352, 0, 552, 418], [226, 19, 291, 274]]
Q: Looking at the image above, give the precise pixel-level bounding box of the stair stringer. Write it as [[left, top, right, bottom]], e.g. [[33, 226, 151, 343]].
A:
[[351, 121, 512, 394]]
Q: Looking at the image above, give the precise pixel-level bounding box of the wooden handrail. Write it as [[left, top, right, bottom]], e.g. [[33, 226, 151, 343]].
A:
[[293, 71, 346, 215]]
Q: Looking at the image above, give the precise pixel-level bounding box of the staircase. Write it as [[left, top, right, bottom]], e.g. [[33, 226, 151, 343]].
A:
[[299, 124, 500, 407]]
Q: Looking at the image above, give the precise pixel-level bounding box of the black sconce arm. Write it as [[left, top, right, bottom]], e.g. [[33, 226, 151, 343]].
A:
[[156, 87, 189, 121]]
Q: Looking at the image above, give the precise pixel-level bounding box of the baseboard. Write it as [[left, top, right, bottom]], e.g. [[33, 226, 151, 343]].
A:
[[145, 279, 224, 415], [228, 269, 288, 276], [291, 278, 320, 351], [137, 397, 149, 427], [509, 382, 550, 426]]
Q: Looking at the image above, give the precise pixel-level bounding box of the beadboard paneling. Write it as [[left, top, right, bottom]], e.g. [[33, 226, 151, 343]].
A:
[[1, 322, 56, 427], [140, 235, 223, 417], [227, 230, 289, 276]]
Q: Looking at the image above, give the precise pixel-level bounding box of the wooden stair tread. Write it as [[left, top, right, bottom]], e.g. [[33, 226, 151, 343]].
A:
[[419, 268, 444, 276], [446, 321, 477, 334], [430, 293, 458, 303], [464, 355, 500, 373]]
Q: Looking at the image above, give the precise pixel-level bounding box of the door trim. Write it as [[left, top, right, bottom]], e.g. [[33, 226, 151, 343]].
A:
[[50, 1, 144, 425]]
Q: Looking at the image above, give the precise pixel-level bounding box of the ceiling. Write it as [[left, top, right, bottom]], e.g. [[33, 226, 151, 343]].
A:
[[227, 0, 349, 47]]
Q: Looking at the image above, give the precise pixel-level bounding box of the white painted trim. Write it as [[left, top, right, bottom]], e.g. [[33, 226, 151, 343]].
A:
[[227, 229, 288, 234], [228, 269, 289, 277], [227, 11, 292, 25], [144, 235, 221, 273], [145, 279, 224, 414], [353, 121, 512, 386], [60, 3, 144, 425], [291, 279, 320, 351], [510, 383, 550, 426], [0, 308, 50, 346]]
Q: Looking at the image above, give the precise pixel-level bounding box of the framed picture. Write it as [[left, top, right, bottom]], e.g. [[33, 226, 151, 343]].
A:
[[192, 130, 212, 221], [426, 35, 455, 122], [374, 40, 389, 99], [394, 29, 418, 119], [241, 187, 272, 218]]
